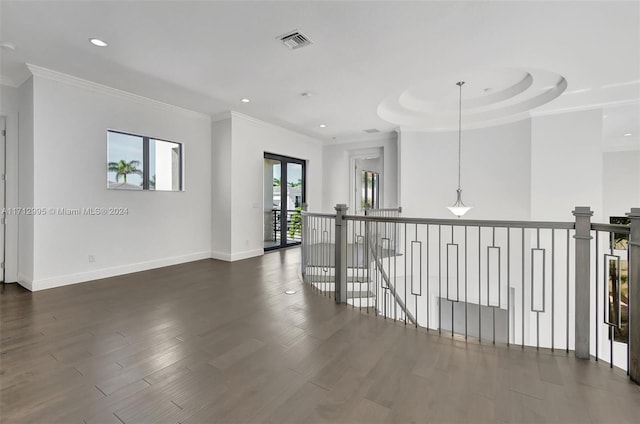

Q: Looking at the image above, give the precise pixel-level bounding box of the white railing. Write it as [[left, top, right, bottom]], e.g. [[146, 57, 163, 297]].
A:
[[301, 205, 640, 382]]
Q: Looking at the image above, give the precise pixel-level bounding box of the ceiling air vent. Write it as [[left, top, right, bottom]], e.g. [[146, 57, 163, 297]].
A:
[[363, 129, 380, 134], [278, 30, 312, 50]]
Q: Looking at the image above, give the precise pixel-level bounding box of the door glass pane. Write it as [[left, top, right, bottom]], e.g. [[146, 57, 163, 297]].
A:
[[360, 170, 380, 210], [264, 159, 282, 249], [286, 163, 303, 244]]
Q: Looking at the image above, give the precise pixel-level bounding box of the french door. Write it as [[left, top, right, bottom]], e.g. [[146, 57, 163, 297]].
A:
[[264, 153, 305, 250]]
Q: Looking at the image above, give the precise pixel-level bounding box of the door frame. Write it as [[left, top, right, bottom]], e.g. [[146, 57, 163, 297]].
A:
[[264, 152, 306, 251], [349, 148, 383, 215]]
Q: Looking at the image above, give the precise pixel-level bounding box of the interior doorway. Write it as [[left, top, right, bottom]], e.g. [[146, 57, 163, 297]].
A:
[[263, 153, 305, 250], [351, 152, 383, 215], [361, 170, 380, 210]]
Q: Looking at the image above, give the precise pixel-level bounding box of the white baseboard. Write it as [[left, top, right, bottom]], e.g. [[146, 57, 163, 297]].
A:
[[28, 251, 211, 291], [210, 250, 232, 261], [210, 249, 263, 262], [230, 249, 264, 261], [17, 273, 34, 291]]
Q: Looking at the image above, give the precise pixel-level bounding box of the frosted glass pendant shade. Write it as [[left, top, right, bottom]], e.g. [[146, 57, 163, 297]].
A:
[[447, 188, 472, 218]]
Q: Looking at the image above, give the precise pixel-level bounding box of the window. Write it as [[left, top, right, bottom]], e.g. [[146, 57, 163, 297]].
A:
[[107, 130, 183, 191], [361, 170, 379, 209]]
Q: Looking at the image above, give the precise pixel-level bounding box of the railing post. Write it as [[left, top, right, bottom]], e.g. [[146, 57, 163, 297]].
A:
[[334, 204, 348, 304], [627, 208, 640, 383], [301, 203, 308, 281], [573, 206, 593, 359]]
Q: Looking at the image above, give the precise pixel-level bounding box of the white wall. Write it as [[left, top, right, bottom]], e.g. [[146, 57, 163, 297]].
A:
[[400, 118, 532, 220], [18, 79, 35, 285], [0, 83, 20, 282], [322, 134, 398, 213], [25, 73, 212, 290], [603, 151, 640, 219], [211, 112, 323, 261], [531, 110, 603, 221], [211, 117, 232, 257]]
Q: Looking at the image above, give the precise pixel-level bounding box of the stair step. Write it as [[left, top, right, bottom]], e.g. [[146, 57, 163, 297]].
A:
[[304, 266, 368, 277], [307, 281, 372, 292], [305, 276, 369, 283], [347, 298, 376, 308], [308, 285, 375, 298]]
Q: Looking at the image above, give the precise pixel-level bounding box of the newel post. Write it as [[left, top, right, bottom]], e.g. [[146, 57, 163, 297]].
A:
[[573, 206, 593, 359], [301, 203, 308, 281], [627, 208, 640, 383], [334, 204, 348, 304]]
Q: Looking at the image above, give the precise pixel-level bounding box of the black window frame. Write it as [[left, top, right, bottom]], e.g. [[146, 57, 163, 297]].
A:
[[107, 129, 183, 191], [264, 152, 306, 251]]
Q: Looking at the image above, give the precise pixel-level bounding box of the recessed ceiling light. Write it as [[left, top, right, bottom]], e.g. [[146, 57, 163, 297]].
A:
[[624, 133, 633, 137], [319, 124, 327, 128], [241, 98, 251, 103], [89, 38, 108, 47]]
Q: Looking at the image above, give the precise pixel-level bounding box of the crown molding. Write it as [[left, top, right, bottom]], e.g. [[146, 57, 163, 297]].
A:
[[0, 76, 17, 88], [211, 111, 232, 122], [0, 74, 22, 88], [329, 130, 397, 146], [25, 64, 210, 120], [13, 70, 33, 88]]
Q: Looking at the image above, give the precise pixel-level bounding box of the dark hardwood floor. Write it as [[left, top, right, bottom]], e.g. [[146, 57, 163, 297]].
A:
[[1, 248, 639, 423]]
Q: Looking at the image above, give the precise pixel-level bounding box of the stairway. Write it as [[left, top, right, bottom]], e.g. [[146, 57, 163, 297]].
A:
[[303, 266, 376, 308]]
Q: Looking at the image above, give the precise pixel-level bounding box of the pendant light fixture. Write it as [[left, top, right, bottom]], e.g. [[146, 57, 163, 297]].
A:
[[447, 81, 473, 218]]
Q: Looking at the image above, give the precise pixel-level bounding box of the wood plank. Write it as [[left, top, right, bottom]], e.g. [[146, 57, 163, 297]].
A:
[[1, 248, 639, 423]]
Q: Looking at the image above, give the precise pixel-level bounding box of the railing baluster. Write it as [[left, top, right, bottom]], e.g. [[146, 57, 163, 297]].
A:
[[299, 205, 632, 377], [596, 231, 599, 361], [438, 224, 442, 334], [566, 229, 570, 353], [537, 228, 540, 351], [404, 222, 408, 326], [507, 228, 510, 345], [366, 220, 370, 315], [465, 226, 468, 339], [426, 224, 430, 331], [522, 227, 525, 349], [610, 231, 614, 368], [492, 226, 496, 344], [552, 229, 555, 352], [374, 221, 378, 316], [451, 225, 455, 338], [627, 239, 630, 376], [479, 226, 482, 343]]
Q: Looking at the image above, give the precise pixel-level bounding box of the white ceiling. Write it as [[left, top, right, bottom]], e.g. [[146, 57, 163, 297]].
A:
[[1, 1, 639, 142]]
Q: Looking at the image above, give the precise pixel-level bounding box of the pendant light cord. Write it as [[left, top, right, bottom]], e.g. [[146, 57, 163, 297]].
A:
[[456, 81, 464, 191]]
